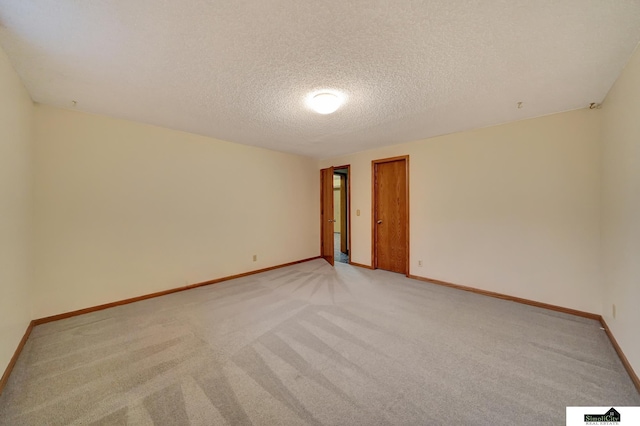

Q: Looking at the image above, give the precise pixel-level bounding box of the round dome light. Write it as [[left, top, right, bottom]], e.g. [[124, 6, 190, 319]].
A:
[[309, 92, 343, 114]]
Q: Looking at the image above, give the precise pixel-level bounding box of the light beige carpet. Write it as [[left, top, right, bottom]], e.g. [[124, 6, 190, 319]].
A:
[[1, 259, 638, 425]]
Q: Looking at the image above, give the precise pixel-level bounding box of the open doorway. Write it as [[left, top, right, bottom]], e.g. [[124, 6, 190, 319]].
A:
[[333, 166, 350, 264]]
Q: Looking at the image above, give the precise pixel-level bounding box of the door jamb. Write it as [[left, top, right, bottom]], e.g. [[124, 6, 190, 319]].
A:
[[333, 165, 351, 264], [320, 167, 334, 265], [371, 155, 410, 276]]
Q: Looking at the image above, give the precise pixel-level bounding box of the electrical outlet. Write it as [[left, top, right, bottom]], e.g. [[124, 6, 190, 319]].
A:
[[418, 260, 423, 267], [612, 304, 616, 319], [253, 255, 257, 262]]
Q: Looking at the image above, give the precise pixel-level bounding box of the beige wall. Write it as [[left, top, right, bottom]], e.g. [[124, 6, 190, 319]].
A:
[[600, 44, 640, 373], [0, 47, 33, 373], [33, 105, 319, 318], [320, 109, 602, 314]]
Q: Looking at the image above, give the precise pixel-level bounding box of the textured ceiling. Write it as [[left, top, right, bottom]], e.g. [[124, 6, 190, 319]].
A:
[[1, 1, 639, 158]]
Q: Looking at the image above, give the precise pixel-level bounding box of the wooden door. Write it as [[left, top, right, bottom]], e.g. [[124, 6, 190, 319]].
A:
[[373, 157, 409, 274], [320, 167, 334, 265]]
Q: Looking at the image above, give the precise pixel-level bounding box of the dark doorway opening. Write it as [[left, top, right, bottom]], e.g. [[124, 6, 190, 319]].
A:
[[333, 166, 350, 264]]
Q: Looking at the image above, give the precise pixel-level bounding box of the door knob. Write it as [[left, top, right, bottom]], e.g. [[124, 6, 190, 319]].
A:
[[377, 220, 382, 224]]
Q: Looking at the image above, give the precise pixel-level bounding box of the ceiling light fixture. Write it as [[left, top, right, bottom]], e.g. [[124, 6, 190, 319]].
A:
[[308, 92, 343, 114]]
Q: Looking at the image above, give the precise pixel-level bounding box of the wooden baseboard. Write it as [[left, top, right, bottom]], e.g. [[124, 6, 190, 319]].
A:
[[0, 320, 34, 397], [407, 274, 600, 320], [349, 261, 374, 270], [187, 256, 321, 289], [34, 256, 321, 325], [600, 317, 640, 394]]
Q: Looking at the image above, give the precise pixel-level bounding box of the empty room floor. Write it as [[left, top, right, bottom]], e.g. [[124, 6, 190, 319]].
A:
[[0, 259, 637, 425]]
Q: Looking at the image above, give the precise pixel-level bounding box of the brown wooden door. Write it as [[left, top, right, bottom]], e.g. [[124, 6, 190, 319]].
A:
[[320, 167, 334, 265], [373, 157, 408, 274]]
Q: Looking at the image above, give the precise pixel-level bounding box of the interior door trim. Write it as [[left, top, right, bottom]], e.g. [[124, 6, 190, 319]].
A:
[[371, 155, 410, 276], [334, 164, 351, 263], [320, 166, 334, 265]]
